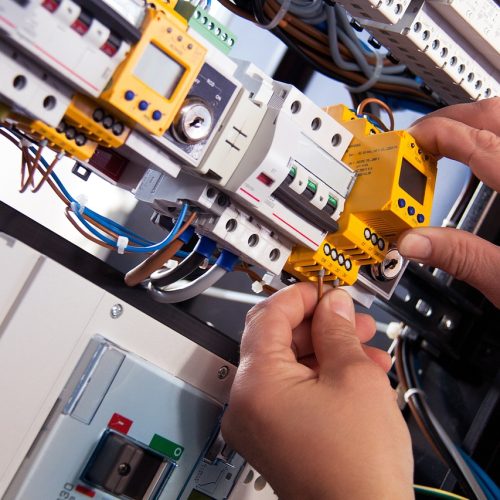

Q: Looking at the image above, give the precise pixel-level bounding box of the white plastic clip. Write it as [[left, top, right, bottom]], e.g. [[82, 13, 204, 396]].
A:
[[386, 322, 404, 340], [75, 195, 87, 214], [404, 388, 425, 403], [251, 281, 264, 294], [116, 236, 129, 254]]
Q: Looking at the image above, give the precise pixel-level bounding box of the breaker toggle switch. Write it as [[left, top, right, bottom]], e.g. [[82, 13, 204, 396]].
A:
[[81, 430, 174, 499]]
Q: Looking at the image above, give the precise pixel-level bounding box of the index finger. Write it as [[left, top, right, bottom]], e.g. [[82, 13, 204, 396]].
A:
[[411, 98, 500, 135], [241, 283, 317, 361], [408, 117, 500, 191]]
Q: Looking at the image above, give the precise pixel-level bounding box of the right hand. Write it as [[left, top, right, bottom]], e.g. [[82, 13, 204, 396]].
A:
[[398, 97, 500, 307]]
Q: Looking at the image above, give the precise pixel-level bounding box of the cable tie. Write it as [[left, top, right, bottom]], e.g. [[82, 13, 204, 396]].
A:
[[404, 388, 425, 403], [75, 195, 87, 214], [251, 281, 264, 294], [70, 201, 79, 214], [21, 138, 31, 148], [117, 236, 129, 254]]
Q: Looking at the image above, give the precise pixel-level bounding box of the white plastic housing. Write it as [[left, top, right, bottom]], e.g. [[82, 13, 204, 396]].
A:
[[339, 0, 412, 24], [362, 3, 499, 103], [0, 40, 73, 127], [0, 0, 130, 96]]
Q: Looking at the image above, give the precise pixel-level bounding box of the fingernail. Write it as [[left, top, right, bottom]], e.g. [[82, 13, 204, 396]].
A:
[[326, 290, 354, 323], [399, 233, 432, 260]]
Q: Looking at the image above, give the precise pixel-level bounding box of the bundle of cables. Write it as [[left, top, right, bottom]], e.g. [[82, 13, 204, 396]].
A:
[[1, 126, 247, 302], [395, 336, 499, 500], [217, 0, 441, 112]]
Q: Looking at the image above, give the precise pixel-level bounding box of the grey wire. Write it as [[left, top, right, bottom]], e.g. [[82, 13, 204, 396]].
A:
[[410, 394, 487, 500], [326, 7, 422, 89], [146, 265, 227, 303]]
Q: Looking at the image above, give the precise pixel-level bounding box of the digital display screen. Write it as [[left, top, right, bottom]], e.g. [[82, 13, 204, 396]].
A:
[[398, 158, 427, 204], [133, 43, 185, 99]]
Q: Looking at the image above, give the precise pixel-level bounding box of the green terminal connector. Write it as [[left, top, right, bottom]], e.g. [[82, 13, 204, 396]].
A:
[[175, 1, 237, 54], [289, 166, 297, 177]]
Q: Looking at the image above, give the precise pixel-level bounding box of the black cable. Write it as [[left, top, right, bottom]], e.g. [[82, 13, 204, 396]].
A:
[[149, 238, 206, 287], [400, 338, 484, 499]]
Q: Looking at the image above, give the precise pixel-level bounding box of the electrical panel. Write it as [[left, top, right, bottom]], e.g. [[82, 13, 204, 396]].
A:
[[7, 337, 243, 500], [339, 0, 499, 104], [0, 0, 449, 306], [0, 0, 498, 498]]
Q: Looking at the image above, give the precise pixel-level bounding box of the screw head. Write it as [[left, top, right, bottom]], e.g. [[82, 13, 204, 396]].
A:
[[217, 365, 230, 380], [117, 463, 131, 476], [110, 304, 123, 319]]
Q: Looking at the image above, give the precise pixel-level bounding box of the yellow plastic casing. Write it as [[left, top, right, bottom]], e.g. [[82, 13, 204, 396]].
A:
[[100, 8, 206, 135], [284, 104, 437, 286], [65, 95, 131, 149], [11, 115, 97, 161], [149, 0, 179, 10], [326, 104, 437, 237]]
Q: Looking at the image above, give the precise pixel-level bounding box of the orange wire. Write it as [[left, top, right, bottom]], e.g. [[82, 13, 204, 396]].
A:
[[357, 97, 395, 131]]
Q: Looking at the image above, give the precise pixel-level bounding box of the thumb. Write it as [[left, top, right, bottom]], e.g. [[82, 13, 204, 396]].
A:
[[398, 227, 500, 307], [311, 289, 366, 378]]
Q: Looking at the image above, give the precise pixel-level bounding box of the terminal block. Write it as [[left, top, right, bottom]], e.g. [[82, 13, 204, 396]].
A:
[[65, 95, 131, 149], [285, 105, 437, 286], [175, 1, 237, 54], [10, 115, 98, 161]]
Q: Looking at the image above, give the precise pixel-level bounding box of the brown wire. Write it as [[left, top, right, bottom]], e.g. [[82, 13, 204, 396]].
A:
[[0, 128, 145, 250], [20, 144, 44, 192], [394, 340, 446, 463], [124, 211, 198, 287], [235, 262, 278, 295], [317, 268, 325, 302], [32, 155, 60, 193], [264, 0, 398, 66], [361, 112, 389, 132], [64, 207, 115, 251], [357, 97, 395, 131]]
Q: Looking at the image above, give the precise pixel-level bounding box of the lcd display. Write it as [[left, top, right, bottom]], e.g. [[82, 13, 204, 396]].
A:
[[398, 158, 427, 204], [134, 43, 185, 99]]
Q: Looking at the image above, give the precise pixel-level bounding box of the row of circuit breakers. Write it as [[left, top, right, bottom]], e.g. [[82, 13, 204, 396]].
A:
[[0, 1, 498, 500], [0, 0, 441, 301]]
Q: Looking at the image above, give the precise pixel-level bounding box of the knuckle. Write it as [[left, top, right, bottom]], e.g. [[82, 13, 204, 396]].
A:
[[336, 359, 388, 388], [244, 303, 266, 326], [470, 128, 498, 159], [444, 234, 476, 282], [479, 96, 500, 117]]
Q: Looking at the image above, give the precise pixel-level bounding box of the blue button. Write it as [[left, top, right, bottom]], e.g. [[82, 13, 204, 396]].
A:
[[417, 214, 425, 223], [124, 90, 135, 101], [152, 110, 162, 121], [138, 100, 148, 111], [398, 198, 406, 208], [408, 206, 416, 216]]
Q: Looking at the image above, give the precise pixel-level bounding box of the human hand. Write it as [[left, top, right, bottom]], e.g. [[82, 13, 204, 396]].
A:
[[222, 284, 413, 500], [398, 97, 500, 307]]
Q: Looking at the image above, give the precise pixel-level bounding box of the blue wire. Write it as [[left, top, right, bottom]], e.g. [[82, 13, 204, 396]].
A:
[[459, 450, 500, 500], [72, 202, 189, 253], [34, 149, 155, 247]]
